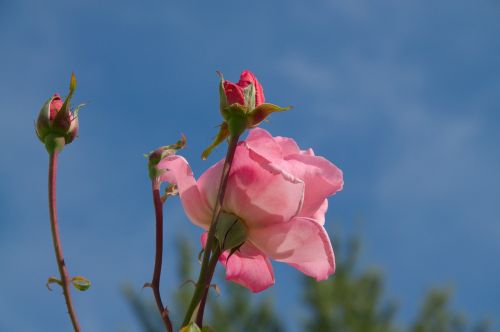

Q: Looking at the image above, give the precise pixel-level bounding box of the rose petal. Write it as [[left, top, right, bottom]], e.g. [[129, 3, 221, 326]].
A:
[[245, 128, 342, 222], [310, 199, 328, 225], [201, 233, 275, 293], [284, 154, 343, 221], [198, 142, 304, 228], [246, 128, 283, 160], [158, 155, 212, 229], [228, 143, 304, 227], [274, 135, 301, 157], [223, 81, 245, 105], [249, 217, 335, 281], [49, 94, 63, 121], [221, 242, 275, 292]]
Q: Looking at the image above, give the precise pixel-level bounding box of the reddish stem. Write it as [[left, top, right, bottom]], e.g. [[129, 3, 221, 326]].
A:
[[151, 181, 173, 332], [48, 151, 81, 332]]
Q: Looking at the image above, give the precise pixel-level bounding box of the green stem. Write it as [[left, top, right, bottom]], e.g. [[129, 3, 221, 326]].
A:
[[151, 181, 174, 332], [182, 135, 240, 327], [48, 151, 81, 332], [195, 246, 221, 327]]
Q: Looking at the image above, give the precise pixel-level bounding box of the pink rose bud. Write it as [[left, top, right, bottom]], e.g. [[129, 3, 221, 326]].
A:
[[220, 70, 265, 111], [36, 73, 82, 153], [203, 70, 291, 159]]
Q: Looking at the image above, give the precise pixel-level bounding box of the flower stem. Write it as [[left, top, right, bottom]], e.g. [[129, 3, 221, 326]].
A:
[[182, 135, 240, 327], [48, 151, 81, 332], [195, 246, 221, 327], [151, 181, 174, 332]]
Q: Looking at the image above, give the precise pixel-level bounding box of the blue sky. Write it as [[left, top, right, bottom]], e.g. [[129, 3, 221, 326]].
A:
[[0, 0, 499, 330]]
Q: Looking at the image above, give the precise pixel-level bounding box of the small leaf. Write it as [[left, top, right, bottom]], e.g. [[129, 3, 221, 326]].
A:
[[46, 276, 63, 291], [71, 276, 91, 291], [70, 72, 77, 92], [201, 122, 229, 160], [142, 282, 152, 290]]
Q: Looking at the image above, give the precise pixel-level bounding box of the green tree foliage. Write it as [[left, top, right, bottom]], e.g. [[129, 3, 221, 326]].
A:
[[303, 236, 398, 332], [124, 235, 491, 332], [410, 288, 491, 332]]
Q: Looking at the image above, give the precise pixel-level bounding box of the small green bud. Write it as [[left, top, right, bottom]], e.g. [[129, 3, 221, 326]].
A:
[[147, 134, 186, 180]]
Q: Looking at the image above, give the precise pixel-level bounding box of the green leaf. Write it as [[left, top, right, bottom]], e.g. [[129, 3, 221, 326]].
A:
[[201, 122, 229, 160], [71, 276, 91, 291], [247, 103, 292, 128], [46, 276, 63, 291]]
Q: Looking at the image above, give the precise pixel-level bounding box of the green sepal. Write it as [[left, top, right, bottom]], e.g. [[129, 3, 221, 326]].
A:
[[59, 73, 77, 116], [44, 134, 65, 154], [73, 103, 86, 119], [222, 104, 248, 137], [52, 108, 73, 134], [215, 212, 248, 252], [201, 122, 229, 160], [35, 97, 53, 143], [180, 322, 202, 332], [220, 102, 246, 122], [71, 276, 91, 291], [217, 71, 227, 116], [243, 82, 256, 111], [247, 103, 292, 128], [46, 276, 63, 291]]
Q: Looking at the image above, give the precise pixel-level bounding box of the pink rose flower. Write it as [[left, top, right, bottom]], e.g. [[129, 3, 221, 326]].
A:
[[158, 128, 343, 292], [223, 70, 265, 107]]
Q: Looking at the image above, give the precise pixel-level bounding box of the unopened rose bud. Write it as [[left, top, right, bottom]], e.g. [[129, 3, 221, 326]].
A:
[[35, 73, 82, 153], [218, 70, 265, 114], [146, 134, 187, 180], [203, 70, 291, 159]]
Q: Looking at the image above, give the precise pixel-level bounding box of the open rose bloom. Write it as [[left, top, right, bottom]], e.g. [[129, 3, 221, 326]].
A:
[[158, 128, 343, 292]]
